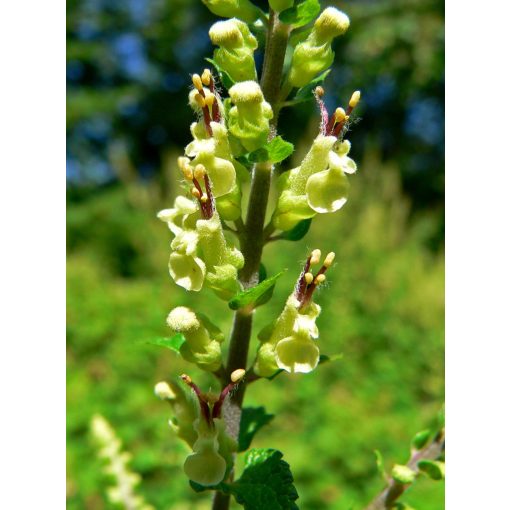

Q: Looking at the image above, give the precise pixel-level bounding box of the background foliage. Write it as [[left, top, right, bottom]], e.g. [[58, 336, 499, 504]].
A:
[[67, 0, 444, 508]]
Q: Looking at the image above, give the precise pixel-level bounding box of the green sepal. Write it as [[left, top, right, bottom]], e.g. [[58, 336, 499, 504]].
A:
[[391, 464, 417, 485], [246, 136, 294, 164], [196, 313, 225, 342], [228, 271, 286, 310], [417, 460, 445, 481], [205, 57, 236, 89], [238, 407, 275, 452], [230, 449, 299, 510], [318, 353, 343, 364], [279, 0, 321, 28], [411, 429, 431, 450], [293, 69, 331, 103], [189, 480, 231, 493], [280, 218, 312, 240], [146, 333, 185, 354]]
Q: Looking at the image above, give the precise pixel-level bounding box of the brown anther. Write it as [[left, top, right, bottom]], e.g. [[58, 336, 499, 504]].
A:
[[296, 249, 336, 309], [314, 274, 326, 285], [193, 163, 206, 180], [192, 74, 203, 91], [315, 86, 325, 97], [310, 249, 322, 265], [230, 369, 246, 383], [349, 90, 361, 109], [201, 68, 211, 86], [335, 107, 346, 123], [182, 166, 193, 181], [195, 93, 206, 108], [204, 94, 215, 108], [180, 374, 192, 385], [324, 252, 335, 267]]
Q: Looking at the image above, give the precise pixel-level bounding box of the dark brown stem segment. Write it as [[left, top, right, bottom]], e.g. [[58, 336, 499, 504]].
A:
[[211, 10, 290, 510], [364, 429, 445, 510]]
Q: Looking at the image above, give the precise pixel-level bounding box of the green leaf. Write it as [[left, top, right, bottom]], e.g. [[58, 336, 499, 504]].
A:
[[391, 464, 417, 485], [247, 136, 294, 164], [205, 57, 236, 90], [238, 407, 275, 452], [228, 271, 286, 310], [280, 0, 321, 28], [374, 450, 386, 479], [230, 449, 299, 510], [417, 460, 445, 481], [293, 69, 331, 103], [146, 334, 185, 354], [280, 218, 312, 240], [411, 429, 431, 450]]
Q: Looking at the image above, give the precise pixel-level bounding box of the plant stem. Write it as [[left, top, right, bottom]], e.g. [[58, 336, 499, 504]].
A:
[[211, 11, 290, 510], [364, 429, 445, 510]]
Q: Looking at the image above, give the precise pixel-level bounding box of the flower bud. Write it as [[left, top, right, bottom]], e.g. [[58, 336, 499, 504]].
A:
[[201, 0, 260, 23], [391, 464, 417, 485], [288, 7, 350, 88], [228, 81, 273, 151], [209, 19, 258, 82], [167, 307, 224, 371], [314, 7, 350, 41]]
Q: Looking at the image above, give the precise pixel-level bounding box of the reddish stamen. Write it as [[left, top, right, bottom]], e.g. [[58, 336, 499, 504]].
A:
[[180, 375, 212, 424], [314, 92, 329, 136], [295, 256, 312, 302], [203, 174, 215, 219], [299, 264, 328, 310], [202, 106, 213, 137], [211, 381, 237, 419], [208, 79, 221, 123]]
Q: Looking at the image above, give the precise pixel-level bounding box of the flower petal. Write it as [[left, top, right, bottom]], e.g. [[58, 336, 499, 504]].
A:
[[275, 335, 320, 374], [306, 167, 349, 213], [169, 252, 206, 291]]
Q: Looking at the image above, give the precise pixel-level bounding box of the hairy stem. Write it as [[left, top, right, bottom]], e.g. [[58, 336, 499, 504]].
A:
[[211, 10, 290, 510], [364, 429, 445, 510]]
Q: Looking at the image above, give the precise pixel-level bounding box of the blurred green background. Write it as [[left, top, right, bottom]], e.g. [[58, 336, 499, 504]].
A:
[[66, 0, 444, 509]]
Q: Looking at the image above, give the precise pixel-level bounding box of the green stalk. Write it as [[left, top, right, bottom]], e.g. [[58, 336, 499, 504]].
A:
[[212, 10, 290, 510]]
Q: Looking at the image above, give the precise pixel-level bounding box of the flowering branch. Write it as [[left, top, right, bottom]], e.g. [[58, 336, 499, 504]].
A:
[[364, 429, 445, 510]]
